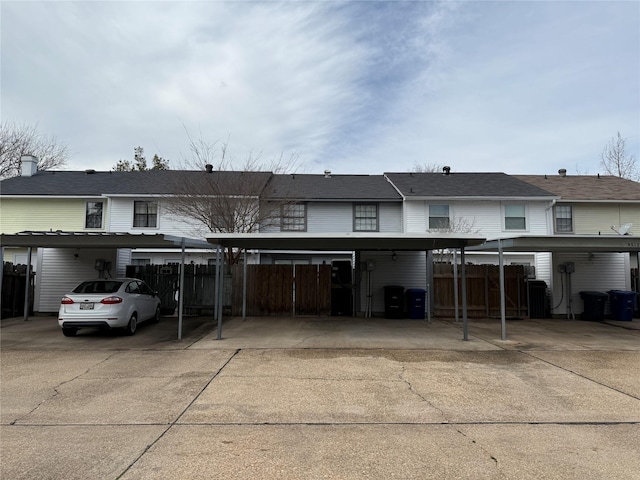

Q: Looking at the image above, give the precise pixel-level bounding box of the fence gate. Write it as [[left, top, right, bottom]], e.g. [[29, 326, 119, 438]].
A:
[[232, 264, 332, 316]]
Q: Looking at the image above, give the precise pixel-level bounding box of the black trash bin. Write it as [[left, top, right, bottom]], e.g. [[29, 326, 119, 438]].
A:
[[579, 291, 608, 321], [528, 280, 549, 318], [608, 290, 637, 321], [384, 285, 405, 319], [405, 288, 426, 319]]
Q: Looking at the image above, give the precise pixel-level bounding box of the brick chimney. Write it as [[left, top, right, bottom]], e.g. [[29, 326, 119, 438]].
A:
[[21, 155, 38, 177]]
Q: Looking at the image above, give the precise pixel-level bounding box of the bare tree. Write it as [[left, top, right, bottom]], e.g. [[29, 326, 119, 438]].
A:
[[164, 131, 299, 264], [599, 132, 638, 180], [0, 122, 68, 179], [412, 161, 444, 173], [427, 216, 481, 263]]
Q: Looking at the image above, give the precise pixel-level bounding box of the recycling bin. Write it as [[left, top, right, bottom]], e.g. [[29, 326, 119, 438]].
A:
[[608, 290, 637, 321], [384, 285, 405, 319], [579, 291, 607, 321], [405, 288, 426, 319]]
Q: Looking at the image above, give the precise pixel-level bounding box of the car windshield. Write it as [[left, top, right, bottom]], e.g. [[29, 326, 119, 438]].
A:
[[72, 281, 123, 294]]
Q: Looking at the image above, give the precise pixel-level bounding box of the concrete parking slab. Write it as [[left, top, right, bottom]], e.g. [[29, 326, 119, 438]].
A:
[[2, 315, 639, 479], [1, 425, 165, 480], [119, 424, 506, 480]]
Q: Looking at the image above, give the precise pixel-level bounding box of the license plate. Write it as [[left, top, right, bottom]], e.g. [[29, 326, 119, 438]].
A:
[[80, 303, 94, 310]]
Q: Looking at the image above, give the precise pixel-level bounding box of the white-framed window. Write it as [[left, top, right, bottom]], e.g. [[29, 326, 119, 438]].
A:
[[133, 201, 158, 228], [85, 201, 103, 229], [281, 203, 306, 231], [354, 203, 378, 231], [504, 204, 526, 230], [428, 204, 450, 229], [555, 205, 573, 233]]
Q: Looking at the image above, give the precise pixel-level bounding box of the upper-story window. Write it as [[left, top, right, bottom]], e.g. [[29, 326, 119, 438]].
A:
[[85, 201, 103, 229], [555, 205, 573, 233], [428, 204, 450, 229], [281, 203, 306, 231], [133, 201, 158, 228], [504, 204, 526, 230], [354, 203, 378, 231]]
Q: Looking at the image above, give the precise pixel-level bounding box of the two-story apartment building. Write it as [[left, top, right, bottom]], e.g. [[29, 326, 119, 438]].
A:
[[516, 171, 640, 317], [2, 158, 638, 317]]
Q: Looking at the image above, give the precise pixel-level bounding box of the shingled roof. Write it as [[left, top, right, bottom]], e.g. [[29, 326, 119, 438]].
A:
[[264, 174, 402, 201], [385, 172, 555, 198], [0, 170, 273, 196], [515, 174, 640, 201]]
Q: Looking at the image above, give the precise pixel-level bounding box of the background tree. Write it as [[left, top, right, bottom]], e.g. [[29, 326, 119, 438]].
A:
[[599, 132, 638, 181], [0, 121, 68, 179], [164, 131, 299, 264], [113, 146, 169, 171], [412, 161, 445, 173]]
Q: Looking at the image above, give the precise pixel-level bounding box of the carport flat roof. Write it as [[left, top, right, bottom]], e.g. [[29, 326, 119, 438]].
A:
[[206, 232, 486, 251], [0, 231, 213, 249], [468, 234, 640, 253]]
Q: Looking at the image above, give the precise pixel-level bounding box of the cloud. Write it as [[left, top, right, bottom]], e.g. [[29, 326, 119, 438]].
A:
[[1, 1, 638, 175]]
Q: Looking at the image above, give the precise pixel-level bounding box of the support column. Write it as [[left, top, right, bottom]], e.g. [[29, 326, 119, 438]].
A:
[[461, 247, 468, 341], [499, 239, 506, 340], [178, 238, 185, 340], [23, 247, 32, 322]]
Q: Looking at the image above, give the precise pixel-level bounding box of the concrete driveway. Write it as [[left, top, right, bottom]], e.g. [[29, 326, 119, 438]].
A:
[[2, 315, 639, 479]]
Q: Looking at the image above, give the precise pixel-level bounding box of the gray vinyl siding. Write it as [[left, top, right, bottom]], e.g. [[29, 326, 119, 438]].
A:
[[35, 248, 119, 313], [307, 203, 353, 232]]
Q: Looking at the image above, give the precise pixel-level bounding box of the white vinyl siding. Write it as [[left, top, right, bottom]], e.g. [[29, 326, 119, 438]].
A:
[[551, 252, 630, 316], [35, 248, 118, 312], [359, 251, 427, 314]]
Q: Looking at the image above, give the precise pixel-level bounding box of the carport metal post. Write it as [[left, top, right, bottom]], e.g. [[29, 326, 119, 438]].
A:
[[216, 246, 224, 340], [453, 250, 459, 322], [498, 238, 506, 340], [461, 246, 468, 340], [177, 238, 186, 340], [242, 248, 247, 320], [214, 246, 221, 324], [23, 247, 32, 321]]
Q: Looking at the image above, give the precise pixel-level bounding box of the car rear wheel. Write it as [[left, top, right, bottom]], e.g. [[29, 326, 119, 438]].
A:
[[151, 307, 160, 323], [124, 314, 137, 336], [62, 327, 78, 337]]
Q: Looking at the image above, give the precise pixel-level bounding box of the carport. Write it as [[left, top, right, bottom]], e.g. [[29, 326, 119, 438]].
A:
[[0, 231, 214, 339], [206, 232, 485, 341], [469, 234, 640, 340]]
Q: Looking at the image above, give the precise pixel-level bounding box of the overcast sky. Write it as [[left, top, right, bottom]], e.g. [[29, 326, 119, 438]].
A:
[[2, 1, 638, 176]]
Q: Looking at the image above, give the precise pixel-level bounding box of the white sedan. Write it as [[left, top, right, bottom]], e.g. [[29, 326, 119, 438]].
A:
[[58, 278, 161, 337]]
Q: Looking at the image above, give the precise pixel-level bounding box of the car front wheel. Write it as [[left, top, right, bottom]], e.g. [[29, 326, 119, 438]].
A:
[[124, 314, 137, 336], [62, 327, 78, 337]]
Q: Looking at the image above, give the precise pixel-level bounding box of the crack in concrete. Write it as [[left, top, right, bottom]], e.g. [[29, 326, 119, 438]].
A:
[[9, 352, 118, 425], [115, 348, 241, 480], [398, 365, 449, 422]]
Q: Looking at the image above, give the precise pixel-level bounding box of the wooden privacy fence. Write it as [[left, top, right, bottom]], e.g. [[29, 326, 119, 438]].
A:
[[232, 264, 331, 316], [126, 264, 229, 315], [433, 263, 529, 318]]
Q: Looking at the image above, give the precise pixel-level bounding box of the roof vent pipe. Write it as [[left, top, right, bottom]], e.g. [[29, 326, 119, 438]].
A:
[[21, 155, 38, 177], [324, 170, 331, 178], [205, 164, 213, 173], [558, 168, 567, 177], [442, 166, 451, 175]]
